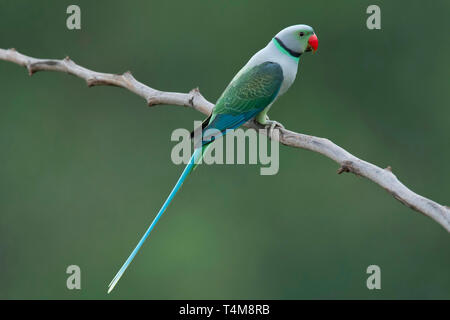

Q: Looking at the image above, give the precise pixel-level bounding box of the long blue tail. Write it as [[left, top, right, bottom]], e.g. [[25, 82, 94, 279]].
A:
[[107, 148, 202, 293]]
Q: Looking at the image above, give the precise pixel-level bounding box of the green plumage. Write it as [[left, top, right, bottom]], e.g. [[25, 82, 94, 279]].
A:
[[213, 61, 284, 116], [200, 62, 283, 141]]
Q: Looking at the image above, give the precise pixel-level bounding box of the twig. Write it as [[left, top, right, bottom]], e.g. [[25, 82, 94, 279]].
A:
[[1, 48, 449, 232]]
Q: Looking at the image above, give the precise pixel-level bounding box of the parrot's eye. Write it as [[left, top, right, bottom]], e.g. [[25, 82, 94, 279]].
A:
[[299, 32, 305, 37]]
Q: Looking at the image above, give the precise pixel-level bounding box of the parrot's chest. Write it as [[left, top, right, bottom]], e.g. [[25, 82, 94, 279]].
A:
[[278, 62, 297, 96]]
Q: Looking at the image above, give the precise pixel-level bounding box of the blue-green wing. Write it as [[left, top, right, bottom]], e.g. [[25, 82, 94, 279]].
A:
[[202, 62, 283, 143]]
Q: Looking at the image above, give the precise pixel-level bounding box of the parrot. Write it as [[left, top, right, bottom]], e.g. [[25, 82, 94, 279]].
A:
[[108, 24, 319, 293]]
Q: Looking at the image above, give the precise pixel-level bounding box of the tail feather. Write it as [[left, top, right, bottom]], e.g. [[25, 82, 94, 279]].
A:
[[107, 147, 203, 293]]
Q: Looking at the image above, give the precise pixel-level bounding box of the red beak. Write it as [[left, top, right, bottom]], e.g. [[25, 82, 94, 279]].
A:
[[308, 34, 318, 52]]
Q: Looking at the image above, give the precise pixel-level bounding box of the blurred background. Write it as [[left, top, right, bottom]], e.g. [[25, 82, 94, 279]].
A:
[[0, 0, 449, 299]]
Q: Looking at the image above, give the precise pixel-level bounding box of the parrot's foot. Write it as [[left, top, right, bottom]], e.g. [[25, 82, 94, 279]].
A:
[[263, 119, 284, 139]]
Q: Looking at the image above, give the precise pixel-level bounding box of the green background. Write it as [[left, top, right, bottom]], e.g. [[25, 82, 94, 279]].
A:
[[0, 0, 449, 299]]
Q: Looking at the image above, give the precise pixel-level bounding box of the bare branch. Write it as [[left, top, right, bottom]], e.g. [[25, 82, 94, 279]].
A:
[[1, 48, 449, 232]]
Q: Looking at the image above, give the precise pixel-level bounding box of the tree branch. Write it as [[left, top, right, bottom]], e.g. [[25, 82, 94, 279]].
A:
[[1, 48, 449, 232]]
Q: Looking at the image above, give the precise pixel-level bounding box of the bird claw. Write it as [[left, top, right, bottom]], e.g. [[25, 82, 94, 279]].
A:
[[264, 120, 284, 139]]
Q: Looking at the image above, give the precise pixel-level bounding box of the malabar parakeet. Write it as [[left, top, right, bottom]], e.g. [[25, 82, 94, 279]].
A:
[[108, 24, 319, 293]]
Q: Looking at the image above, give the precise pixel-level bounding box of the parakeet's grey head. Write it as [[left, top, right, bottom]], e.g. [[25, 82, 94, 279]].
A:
[[273, 25, 318, 57]]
